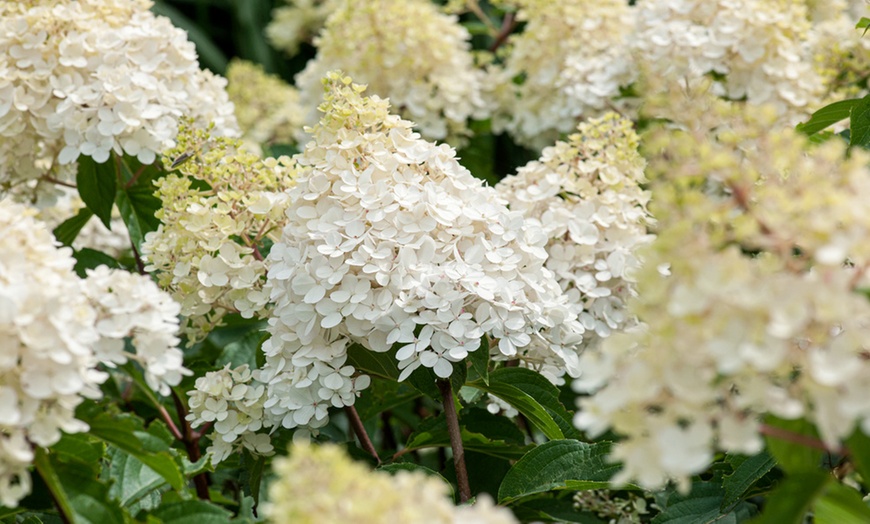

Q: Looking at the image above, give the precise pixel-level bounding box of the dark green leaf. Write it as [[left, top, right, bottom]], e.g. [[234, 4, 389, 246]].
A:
[[795, 99, 860, 136], [750, 472, 829, 524], [846, 429, 870, 491], [404, 414, 532, 460], [346, 343, 399, 381], [857, 17, 870, 36], [468, 336, 490, 385], [721, 451, 777, 510], [76, 155, 117, 229], [814, 481, 870, 524], [52, 208, 94, 247], [73, 248, 121, 277], [763, 416, 823, 473], [498, 440, 621, 504], [654, 482, 757, 524], [514, 498, 606, 524], [105, 447, 165, 512], [149, 501, 233, 524], [850, 95, 870, 149], [115, 186, 161, 251]]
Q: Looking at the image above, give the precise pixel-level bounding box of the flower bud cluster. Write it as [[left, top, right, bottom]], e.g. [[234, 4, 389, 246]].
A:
[[142, 122, 297, 342], [226, 60, 306, 150], [0, 198, 188, 507], [265, 443, 518, 524], [0, 0, 238, 201], [254, 72, 582, 437], [294, 0, 490, 143], [186, 364, 273, 465], [496, 113, 653, 383], [574, 95, 870, 491], [488, 0, 637, 149]]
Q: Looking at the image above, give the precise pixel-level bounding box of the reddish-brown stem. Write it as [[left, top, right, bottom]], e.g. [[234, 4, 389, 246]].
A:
[[192, 421, 213, 441], [345, 406, 381, 464], [171, 390, 211, 500], [124, 164, 149, 189], [437, 379, 471, 502], [759, 423, 840, 453], [157, 404, 185, 441], [489, 11, 517, 52], [43, 176, 77, 189], [240, 231, 264, 261], [131, 242, 147, 275]]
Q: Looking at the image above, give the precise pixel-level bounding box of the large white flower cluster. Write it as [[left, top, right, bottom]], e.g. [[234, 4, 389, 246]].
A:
[[265, 443, 518, 524], [294, 0, 490, 143], [632, 0, 824, 124], [254, 72, 582, 436], [142, 123, 297, 342], [186, 364, 273, 465], [496, 113, 653, 383], [488, 0, 637, 150], [0, 0, 238, 200], [574, 96, 870, 491], [0, 198, 188, 507]]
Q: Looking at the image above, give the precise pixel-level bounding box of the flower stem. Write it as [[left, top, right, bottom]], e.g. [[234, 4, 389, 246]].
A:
[[345, 405, 380, 464], [758, 423, 840, 453], [437, 379, 471, 502], [171, 389, 211, 500]]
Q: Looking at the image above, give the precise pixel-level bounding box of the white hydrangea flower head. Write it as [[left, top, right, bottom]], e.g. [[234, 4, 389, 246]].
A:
[[266, 0, 340, 57], [257, 71, 582, 437], [574, 97, 870, 492], [488, 0, 637, 150], [142, 122, 297, 342], [82, 265, 191, 396], [496, 113, 653, 383], [633, 0, 824, 125], [226, 59, 306, 151], [0, 198, 105, 507], [265, 442, 518, 524], [36, 186, 130, 257], [0, 0, 239, 201], [294, 0, 490, 144], [187, 364, 273, 465]]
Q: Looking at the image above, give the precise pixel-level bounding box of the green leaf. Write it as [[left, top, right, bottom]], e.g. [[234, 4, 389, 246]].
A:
[[105, 447, 165, 512], [73, 248, 121, 277], [149, 501, 233, 524], [846, 429, 870, 491], [795, 99, 860, 136], [404, 414, 532, 460], [654, 482, 757, 524], [490, 367, 578, 438], [115, 186, 161, 251], [468, 336, 490, 385], [346, 343, 399, 381], [721, 451, 777, 510], [248, 454, 266, 507], [850, 95, 870, 149], [749, 472, 829, 524], [470, 368, 567, 440], [80, 410, 186, 492], [52, 208, 94, 247], [814, 482, 870, 524], [513, 498, 606, 524], [763, 416, 823, 473], [498, 440, 621, 504], [76, 155, 118, 229], [857, 17, 870, 36]]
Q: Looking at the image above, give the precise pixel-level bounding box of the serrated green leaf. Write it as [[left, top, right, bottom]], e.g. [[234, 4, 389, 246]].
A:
[[52, 208, 95, 247], [795, 99, 860, 136], [749, 472, 829, 524], [50, 433, 104, 467], [654, 482, 757, 524], [470, 368, 567, 440], [814, 481, 870, 524], [105, 447, 165, 512], [763, 417, 824, 473], [76, 155, 117, 229], [80, 410, 186, 492], [850, 95, 870, 148], [721, 451, 777, 510], [498, 440, 620, 504], [149, 501, 232, 524]]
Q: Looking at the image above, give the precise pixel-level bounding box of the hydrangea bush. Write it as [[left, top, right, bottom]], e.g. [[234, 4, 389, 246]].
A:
[[3, 0, 870, 523]]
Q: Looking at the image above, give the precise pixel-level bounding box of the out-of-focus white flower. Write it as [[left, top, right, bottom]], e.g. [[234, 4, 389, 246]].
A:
[[248, 71, 582, 441], [488, 0, 637, 149], [264, 442, 518, 524], [0, 0, 238, 202], [497, 113, 653, 383], [266, 0, 340, 57], [294, 0, 490, 144]]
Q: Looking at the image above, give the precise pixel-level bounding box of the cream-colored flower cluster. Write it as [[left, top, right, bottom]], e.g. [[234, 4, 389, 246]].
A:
[[265, 443, 518, 524], [633, 0, 824, 125], [488, 0, 637, 150], [0, 0, 238, 201], [186, 364, 273, 465], [255, 72, 582, 436], [574, 94, 870, 491], [496, 113, 653, 383], [266, 0, 339, 57], [226, 60, 305, 150], [294, 0, 490, 143], [142, 122, 297, 342], [0, 198, 188, 507]]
